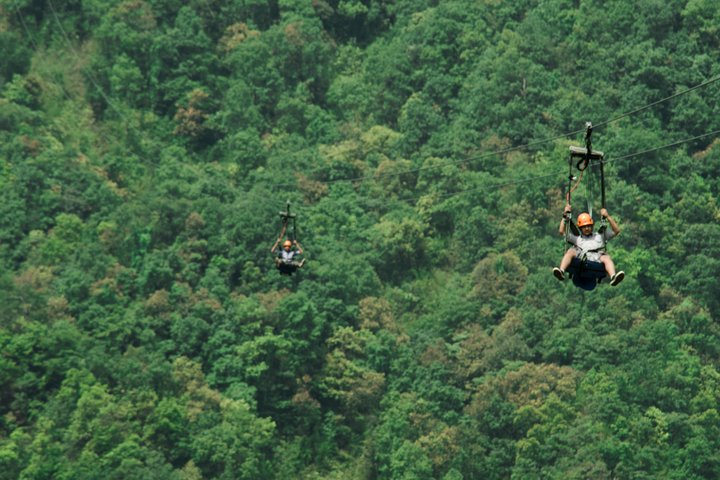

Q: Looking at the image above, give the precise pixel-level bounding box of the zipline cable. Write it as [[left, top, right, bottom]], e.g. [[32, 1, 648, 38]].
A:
[[601, 129, 720, 165], [393, 128, 720, 204], [47, 0, 129, 121], [13, 5, 41, 52], [11, 4, 78, 105], [592, 76, 720, 129], [272, 75, 720, 189], [11, 3, 142, 169]]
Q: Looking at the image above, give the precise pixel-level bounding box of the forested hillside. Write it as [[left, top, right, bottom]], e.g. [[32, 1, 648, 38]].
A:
[[1, 0, 720, 478]]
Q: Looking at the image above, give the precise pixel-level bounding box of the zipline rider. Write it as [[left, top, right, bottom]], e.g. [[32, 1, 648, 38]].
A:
[[554, 203, 624, 286]]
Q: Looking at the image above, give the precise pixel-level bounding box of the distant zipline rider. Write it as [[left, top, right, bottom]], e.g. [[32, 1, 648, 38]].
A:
[[552, 122, 625, 290], [271, 201, 305, 275]]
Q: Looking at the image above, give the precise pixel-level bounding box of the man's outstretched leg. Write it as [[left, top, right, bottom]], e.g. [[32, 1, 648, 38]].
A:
[[553, 249, 577, 281]]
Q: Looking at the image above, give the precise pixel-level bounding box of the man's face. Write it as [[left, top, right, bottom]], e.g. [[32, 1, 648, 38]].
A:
[[580, 224, 593, 235]]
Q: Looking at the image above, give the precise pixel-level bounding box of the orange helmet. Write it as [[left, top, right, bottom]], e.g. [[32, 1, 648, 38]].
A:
[[283, 240, 293, 248], [577, 213, 594, 227]]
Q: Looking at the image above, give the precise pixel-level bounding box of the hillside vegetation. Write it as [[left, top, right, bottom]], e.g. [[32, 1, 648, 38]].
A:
[[1, 0, 720, 478]]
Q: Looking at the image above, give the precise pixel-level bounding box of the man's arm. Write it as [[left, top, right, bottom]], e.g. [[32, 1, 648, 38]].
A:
[[271, 224, 287, 252], [600, 208, 621, 236], [559, 203, 572, 236], [293, 240, 303, 255]]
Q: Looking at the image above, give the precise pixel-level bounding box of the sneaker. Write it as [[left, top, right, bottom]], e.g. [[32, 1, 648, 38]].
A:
[[298, 259, 306, 268], [552, 267, 565, 281], [610, 271, 625, 286]]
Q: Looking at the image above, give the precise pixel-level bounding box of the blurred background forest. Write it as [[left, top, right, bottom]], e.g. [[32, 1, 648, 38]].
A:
[[1, 0, 720, 478]]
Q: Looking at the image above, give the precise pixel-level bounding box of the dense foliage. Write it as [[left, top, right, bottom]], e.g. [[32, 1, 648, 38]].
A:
[[1, 0, 720, 478]]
